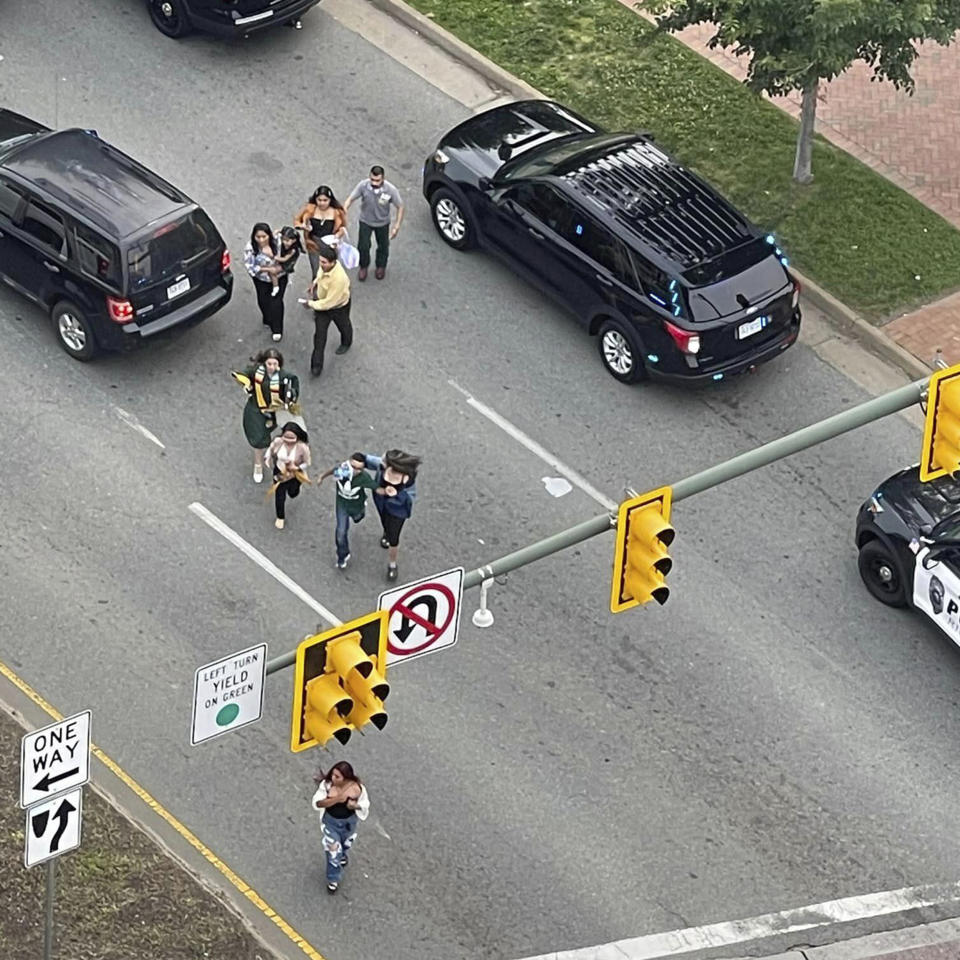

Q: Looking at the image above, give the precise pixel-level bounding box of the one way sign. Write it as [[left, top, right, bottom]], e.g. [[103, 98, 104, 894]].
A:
[[20, 711, 91, 809]]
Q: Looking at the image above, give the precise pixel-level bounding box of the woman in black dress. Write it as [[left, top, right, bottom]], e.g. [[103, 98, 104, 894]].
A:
[[294, 186, 347, 278]]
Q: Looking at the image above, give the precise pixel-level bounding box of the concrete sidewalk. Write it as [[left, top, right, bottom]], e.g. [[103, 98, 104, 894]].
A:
[[616, 0, 960, 370]]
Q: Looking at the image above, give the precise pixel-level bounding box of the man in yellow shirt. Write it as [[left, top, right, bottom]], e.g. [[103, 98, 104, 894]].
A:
[[301, 243, 352, 377]]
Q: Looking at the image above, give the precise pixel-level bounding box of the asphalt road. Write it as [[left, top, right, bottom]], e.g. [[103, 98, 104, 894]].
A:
[[1, 4, 958, 960]]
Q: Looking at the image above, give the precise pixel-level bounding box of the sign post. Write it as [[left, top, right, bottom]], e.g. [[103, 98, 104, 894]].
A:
[[191, 643, 267, 745], [378, 567, 464, 666]]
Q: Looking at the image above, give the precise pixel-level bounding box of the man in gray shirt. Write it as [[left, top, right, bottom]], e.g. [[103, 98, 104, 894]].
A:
[[344, 165, 404, 281]]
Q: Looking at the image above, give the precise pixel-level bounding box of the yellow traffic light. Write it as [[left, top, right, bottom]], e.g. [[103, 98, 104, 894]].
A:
[[921, 364, 960, 481], [304, 674, 353, 747], [328, 632, 390, 731], [610, 486, 675, 613], [290, 611, 389, 753]]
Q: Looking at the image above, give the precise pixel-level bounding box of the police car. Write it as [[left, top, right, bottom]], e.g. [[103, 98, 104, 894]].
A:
[[856, 465, 960, 640]]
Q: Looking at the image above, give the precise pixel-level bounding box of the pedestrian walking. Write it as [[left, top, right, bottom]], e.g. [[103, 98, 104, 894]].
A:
[[299, 243, 352, 377], [364, 449, 421, 581], [264, 422, 311, 530], [311, 761, 369, 894], [316, 453, 384, 569], [343, 165, 404, 281], [243, 222, 287, 340], [294, 185, 348, 277], [232, 348, 301, 483]]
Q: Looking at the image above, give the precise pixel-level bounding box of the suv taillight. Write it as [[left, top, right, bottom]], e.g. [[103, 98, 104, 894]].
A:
[[221, 249, 231, 273], [106, 295, 134, 324], [664, 319, 700, 355], [791, 278, 801, 309]]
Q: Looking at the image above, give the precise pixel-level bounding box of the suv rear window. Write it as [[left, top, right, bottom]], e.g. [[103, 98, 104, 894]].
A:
[[683, 237, 770, 287], [127, 209, 219, 286]]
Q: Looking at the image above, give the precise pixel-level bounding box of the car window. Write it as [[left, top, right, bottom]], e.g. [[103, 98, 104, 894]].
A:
[[564, 214, 637, 289], [0, 178, 25, 219], [74, 222, 122, 289], [21, 198, 66, 255], [508, 182, 572, 235], [127, 208, 219, 286]]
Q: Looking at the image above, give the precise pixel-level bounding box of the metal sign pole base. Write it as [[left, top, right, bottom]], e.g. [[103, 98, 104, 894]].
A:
[[44, 858, 56, 960]]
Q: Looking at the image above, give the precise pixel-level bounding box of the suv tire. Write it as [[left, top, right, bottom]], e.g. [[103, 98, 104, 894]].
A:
[[858, 539, 907, 607], [430, 188, 476, 250], [598, 319, 646, 384], [52, 301, 99, 362], [148, 0, 193, 37]]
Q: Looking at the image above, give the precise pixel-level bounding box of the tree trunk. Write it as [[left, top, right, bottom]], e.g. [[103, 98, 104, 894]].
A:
[[792, 78, 818, 184]]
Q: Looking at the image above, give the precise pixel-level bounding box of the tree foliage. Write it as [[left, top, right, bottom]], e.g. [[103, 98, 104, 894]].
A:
[[642, 0, 960, 96]]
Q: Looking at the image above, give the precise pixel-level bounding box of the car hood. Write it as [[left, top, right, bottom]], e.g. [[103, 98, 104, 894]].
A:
[[872, 465, 960, 535], [438, 99, 598, 181]]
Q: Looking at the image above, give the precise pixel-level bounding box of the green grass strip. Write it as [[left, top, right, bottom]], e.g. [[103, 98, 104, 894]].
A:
[[407, 0, 960, 320]]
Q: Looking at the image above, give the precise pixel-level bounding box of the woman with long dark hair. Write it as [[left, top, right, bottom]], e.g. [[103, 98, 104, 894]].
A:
[[294, 186, 347, 278], [363, 449, 422, 582], [311, 761, 369, 893], [243, 222, 286, 339], [232, 347, 300, 483], [264, 421, 311, 530]]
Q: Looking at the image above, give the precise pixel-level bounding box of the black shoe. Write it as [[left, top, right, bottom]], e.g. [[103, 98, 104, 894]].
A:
[[387, 564, 398, 581], [380, 537, 390, 549], [327, 882, 338, 894], [311, 368, 322, 378], [335, 344, 351, 355]]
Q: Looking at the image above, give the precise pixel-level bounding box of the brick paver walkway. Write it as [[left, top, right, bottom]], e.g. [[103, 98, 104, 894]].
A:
[[618, 0, 960, 368]]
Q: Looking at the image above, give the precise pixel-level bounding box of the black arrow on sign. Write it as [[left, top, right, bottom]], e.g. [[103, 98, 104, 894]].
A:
[[49, 797, 76, 852], [33, 767, 79, 794], [394, 595, 439, 644]]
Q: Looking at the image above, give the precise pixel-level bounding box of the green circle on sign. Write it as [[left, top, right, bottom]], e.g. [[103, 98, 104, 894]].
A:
[[216, 703, 240, 727]]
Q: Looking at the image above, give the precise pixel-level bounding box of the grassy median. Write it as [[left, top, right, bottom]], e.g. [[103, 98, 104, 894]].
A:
[[0, 709, 271, 960], [408, 0, 960, 321]]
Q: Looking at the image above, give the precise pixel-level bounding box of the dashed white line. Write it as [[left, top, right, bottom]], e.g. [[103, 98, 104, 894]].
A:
[[512, 882, 960, 960], [113, 405, 166, 449], [188, 502, 342, 627], [447, 379, 617, 511]]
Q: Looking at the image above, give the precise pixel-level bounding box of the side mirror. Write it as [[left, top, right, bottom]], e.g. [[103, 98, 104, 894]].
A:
[[478, 176, 493, 193], [497, 143, 513, 162]]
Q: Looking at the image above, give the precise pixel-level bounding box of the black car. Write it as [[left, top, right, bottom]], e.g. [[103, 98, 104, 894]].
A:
[[857, 465, 960, 645], [0, 110, 233, 361], [146, 0, 320, 38], [422, 100, 801, 384]]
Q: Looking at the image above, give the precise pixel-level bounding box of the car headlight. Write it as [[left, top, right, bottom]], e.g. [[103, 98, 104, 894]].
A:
[[434, 148, 450, 165], [867, 495, 883, 515]]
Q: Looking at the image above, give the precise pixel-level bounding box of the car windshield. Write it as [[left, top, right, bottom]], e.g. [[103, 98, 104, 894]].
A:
[[127, 209, 218, 286], [500, 133, 627, 180], [932, 516, 960, 543]]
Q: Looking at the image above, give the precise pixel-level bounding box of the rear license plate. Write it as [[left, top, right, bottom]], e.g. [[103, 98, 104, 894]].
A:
[[737, 315, 768, 339], [167, 276, 190, 300]]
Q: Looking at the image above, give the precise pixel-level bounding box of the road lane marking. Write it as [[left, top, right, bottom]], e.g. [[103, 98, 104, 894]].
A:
[[447, 379, 617, 511], [0, 657, 329, 960], [512, 883, 960, 960], [189, 502, 342, 627], [112, 405, 166, 449]]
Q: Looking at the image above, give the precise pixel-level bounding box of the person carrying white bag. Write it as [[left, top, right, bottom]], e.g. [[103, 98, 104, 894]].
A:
[[322, 232, 361, 271]]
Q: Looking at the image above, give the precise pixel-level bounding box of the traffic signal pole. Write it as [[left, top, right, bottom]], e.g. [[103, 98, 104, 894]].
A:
[[265, 376, 927, 675]]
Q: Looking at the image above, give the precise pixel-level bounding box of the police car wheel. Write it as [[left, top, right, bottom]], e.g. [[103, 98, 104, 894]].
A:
[[858, 539, 907, 608]]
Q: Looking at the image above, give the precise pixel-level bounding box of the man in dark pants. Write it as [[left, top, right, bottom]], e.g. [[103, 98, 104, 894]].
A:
[[301, 244, 352, 377], [344, 165, 404, 281]]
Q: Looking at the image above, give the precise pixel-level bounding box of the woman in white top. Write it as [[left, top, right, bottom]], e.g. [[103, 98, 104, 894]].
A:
[[311, 761, 370, 893], [264, 422, 311, 529]]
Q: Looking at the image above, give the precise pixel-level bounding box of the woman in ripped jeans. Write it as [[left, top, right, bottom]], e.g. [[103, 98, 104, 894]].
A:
[[311, 761, 370, 893]]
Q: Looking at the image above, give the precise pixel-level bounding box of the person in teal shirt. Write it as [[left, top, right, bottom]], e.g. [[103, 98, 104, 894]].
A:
[[317, 453, 382, 569]]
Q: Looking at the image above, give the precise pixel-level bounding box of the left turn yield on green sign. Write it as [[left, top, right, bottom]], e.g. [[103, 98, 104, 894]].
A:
[[191, 643, 267, 745]]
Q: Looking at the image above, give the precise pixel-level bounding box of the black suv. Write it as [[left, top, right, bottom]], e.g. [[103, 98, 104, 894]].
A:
[[147, 0, 320, 37], [0, 110, 233, 361], [422, 100, 800, 384]]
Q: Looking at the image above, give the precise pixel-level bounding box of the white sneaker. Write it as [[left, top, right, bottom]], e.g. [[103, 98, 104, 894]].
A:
[[275, 518, 285, 530], [337, 554, 351, 570], [271, 286, 280, 297], [253, 464, 263, 483], [272, 333, 282, 342]]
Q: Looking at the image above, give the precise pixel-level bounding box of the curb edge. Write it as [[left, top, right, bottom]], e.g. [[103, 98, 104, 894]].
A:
[[365, 0, 933, 384]]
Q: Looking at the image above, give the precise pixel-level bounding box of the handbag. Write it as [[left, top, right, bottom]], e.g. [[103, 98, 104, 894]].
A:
[[321, 232, 361, 271]]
